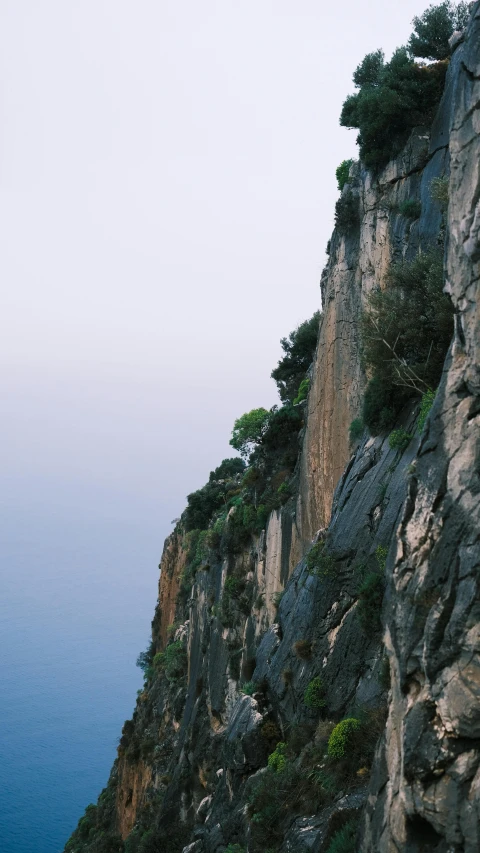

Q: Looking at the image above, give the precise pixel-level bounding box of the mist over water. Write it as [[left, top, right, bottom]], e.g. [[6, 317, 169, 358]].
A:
[[0, 505, 158, 852]]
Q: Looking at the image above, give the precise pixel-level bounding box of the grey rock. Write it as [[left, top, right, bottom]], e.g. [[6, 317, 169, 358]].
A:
[[362, 6, 480, 849], [182, 843, 203, 853], [280, 790, 366, 853], [223, 695, 266, 771]]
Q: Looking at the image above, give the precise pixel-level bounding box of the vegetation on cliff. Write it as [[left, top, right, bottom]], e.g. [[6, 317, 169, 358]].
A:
[[360, 251, 453, 433], [340, 2, 467, 167]]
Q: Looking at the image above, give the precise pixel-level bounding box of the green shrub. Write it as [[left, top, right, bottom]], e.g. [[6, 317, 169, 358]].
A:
[[293, 376, 310, 404], [271, 312, 320, 404], [389, 428, 413, 452], [417, 388, 436, 432], [361, 251, 453, 433], [163, 640, 187, 683], [349, 418, 364, 442], [267, 742, 288, 773], [241, 681, 257, 696], [430, 175, 449, 206], [306, 543, 336, 578], [335, 190, 359, 233], [271, 590, 285, 610], [362, 375, 398, 435], [327, 719, 361, 758], [408, 1, 470, 60], [375, 545, 388, 571], [209, 458, 245, 482], [398, 198, 422, 219], [340, 47, 447, 169], [304, 677, 326, 710], [326, 819, 359, 853], [357, 572, 385, 632], [224, 846, 246, 853], [136, 639, 156, 674], [336, 159, 354, 191]]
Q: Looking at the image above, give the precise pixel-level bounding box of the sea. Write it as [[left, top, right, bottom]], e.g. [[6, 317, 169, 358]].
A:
[[0, 503, 161, 853]]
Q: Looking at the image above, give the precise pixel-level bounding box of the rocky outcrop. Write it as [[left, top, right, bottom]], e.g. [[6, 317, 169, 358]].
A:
[[362, 8, 480, 851]]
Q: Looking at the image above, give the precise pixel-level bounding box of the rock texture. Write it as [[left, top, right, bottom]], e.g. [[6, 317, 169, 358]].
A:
[[363, 9, 480, 851]]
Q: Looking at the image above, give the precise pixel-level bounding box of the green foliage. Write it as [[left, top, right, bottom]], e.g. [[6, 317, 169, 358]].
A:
[[362, 375, 398, 434], [418, 388, 436, 432], [64, 784, 123, 853], [336, 159, 354, 191], [398, 198, 422, 219], [408, 1, 470, 60], [136, 640, 155, 674], [357, 572, 385, 632], [340, 46, 447, 169], [430, 175, 449, 206], [268, 742, 288, 773], [162, 640, 187, 683], [259, 405, 303, 463], [209, 457, 246, 482], [224, 846, 246, 853], [230, 408, 270, 458], [389, 428, 413, 452], [241, 680, 257, 696], [293, 376, 310, 405], [184, 459, 246, 534], [361, 251, 453, 433], [349, 418, 364, 442], [376, 545, 388, 571], [184, 484, 226, 533], [271, 312, 320, 404], [327, 718, 361, 759], [326, 819, 359, 853], [306, 543, 336, 578], [334, 190, 359, 233], [271, 589, 285, 610], [304, 677, 326, 710]]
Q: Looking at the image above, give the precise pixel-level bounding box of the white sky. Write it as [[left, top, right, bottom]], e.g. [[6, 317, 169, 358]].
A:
[[1, 0, 435, 538]]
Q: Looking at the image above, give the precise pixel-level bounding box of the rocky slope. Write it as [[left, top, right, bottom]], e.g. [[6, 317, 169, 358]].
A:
[[64, 6, 479, 853]]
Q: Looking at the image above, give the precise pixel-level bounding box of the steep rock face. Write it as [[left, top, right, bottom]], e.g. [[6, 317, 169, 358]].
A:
[[295, 51, 457, 549], [363, 9, 480, 851]]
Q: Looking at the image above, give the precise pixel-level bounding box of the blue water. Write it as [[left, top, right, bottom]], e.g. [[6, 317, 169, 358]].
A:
[[0, 504, 161, 853]]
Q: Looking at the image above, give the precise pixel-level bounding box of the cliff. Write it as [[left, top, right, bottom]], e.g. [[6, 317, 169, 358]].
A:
[[65, 6, 480, 853]]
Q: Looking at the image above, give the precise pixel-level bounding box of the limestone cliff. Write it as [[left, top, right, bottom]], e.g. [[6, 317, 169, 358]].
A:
[[64, 6, 479, 853]]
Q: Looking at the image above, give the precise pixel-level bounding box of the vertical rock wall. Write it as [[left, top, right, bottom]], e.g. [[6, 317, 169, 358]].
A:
[[362, 7, 480, 850], [294, 54, 458, 553]]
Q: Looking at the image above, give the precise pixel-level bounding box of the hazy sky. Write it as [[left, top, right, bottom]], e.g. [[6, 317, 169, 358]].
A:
[[1, 0, 435, 541]]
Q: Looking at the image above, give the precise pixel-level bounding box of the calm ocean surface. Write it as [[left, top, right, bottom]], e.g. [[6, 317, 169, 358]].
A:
[[0, 504, 161, 853]]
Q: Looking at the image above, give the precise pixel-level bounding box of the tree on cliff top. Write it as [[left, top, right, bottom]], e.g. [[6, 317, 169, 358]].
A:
[[340, 47, 447, 169], [408, 1, 470, 60], [339, 0, 470, 169]]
